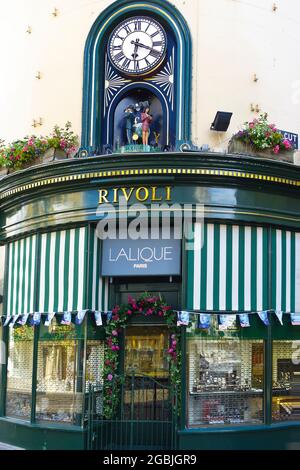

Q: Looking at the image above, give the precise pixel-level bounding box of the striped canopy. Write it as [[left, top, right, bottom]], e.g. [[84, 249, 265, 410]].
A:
[[5, 227, 109, 316], [187, 223, 300, 313]]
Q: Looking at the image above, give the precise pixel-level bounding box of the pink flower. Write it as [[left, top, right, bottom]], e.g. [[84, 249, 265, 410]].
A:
[[249, 122, 255, 128], [104, 359, 111, 366], [147, 308, 153, 315], [172, 340, 177, 347], [111, 330, 118, 336], [127, 309, 132, 315], [283, 139, 292, 149], [158, 310, 163, 317], [273, 145, 280, 154], [107, 374, 113, 381], [112, 306, 120, 314], [111, 345, 120, 351], [168, 348, 174, 354]]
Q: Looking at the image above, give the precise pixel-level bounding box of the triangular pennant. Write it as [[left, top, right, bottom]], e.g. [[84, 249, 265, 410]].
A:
[[94, 311, 103, 326], [44, 312, 56, 327], [290, 313, 300, 326], [275, 311, 283, 325], [3, 316, 12, 326], [61, 312, 72, 325], [197, 314, 211, 329], [75, 310, 88, 325], [32, 312, 41, 326], [257, 311, 270, 326], [239, 314, 250, 328], [106, 311, 113, 322], [218, 314, 236, 330], [177, 311, 190, 326], [9, 314, 20, 328], [17, 313, 30, 326]]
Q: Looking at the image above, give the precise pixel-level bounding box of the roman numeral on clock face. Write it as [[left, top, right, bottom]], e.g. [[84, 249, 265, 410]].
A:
[[134, 21, 142, 31], [112, 45, 122, 51], [122, 58, 131, 68], [124, 25, 131, 34], [152, 41, 163, 47], [151, 31, 159, 38], [114, 51, 125, 62], [149, 49, 161, 59], [134, 60, 140, 71]]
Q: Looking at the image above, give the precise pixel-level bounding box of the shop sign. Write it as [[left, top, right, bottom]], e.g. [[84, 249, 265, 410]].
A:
[[101, 238, 181, 276], [98, 186, 172, 205], [278, 129, 298, 149]]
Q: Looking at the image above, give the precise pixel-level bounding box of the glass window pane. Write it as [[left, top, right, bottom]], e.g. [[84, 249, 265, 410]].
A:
[[272, 340, 300, 422], [6, 326, 34, 420], [36, 319, 84, 425], [187, 333, 264, 427], [0, 245, 5, 316]]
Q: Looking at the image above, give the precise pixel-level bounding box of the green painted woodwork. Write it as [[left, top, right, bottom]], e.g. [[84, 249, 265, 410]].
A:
[[81, 0, 192, 149], [0, 153, 300, 240]]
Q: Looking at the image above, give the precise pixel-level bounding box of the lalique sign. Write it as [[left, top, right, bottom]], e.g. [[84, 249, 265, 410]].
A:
[[101, 238, 181, 276]]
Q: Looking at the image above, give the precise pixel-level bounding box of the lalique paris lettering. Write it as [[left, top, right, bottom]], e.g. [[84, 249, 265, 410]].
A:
[[109, 246, 173, 263]]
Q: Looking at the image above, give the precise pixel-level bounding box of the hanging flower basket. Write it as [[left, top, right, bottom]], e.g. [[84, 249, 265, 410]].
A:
[[228, 113, 294, 163], [228, 138, 294, 163]]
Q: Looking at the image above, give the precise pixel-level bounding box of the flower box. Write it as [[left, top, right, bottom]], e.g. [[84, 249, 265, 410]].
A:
[[228, 138, 294, 163]]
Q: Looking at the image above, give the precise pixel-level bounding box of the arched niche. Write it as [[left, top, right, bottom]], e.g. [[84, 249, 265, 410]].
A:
[[82, 0, 192, 153]]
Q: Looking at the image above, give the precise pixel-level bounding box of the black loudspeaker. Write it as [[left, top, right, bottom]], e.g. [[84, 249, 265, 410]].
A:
[[210, 111, 233, 131]]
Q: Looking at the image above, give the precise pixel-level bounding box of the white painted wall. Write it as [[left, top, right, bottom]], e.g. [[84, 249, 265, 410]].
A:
[[0, 0, 299, 151]]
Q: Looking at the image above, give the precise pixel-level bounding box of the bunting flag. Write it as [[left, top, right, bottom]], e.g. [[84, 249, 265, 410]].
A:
[[218, 314, 236, 330], [31, 312, 41, 326], [197, 314, 211, 329], [60, 312, 72, 325], [275, 311, 284, 325], [177, 311, 190, 326], [9, 314, 20, 328], [291, 313, 300, 326], [44, 312, 55, 327], [239, 314, 250, 328], [17, 313, 30, 326], [75, 310, 88, 325], [3, 316, 12, 326], [94, 311, 103, 326], [257, 311, 270, 326]]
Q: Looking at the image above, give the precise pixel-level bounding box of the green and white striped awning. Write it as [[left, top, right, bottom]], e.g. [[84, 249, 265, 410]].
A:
[[6, 235, 37, 316], [5, 226, 109, 316], [38, 227, 89, 313], [271, 229, 300, 313], [187, 223, 300, 313]]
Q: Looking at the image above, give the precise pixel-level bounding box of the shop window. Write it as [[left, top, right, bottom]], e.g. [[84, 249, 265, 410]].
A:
[[272, 340, 300, 422], [0, 245, 5, 315], [187, 318, 264, 427], [6, 326, 34, 420], [36, 319, 84, 425]]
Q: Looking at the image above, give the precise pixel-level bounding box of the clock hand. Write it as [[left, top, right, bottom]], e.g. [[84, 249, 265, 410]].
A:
[[131, 38, 140, 60], [131, 40, 154, 52]]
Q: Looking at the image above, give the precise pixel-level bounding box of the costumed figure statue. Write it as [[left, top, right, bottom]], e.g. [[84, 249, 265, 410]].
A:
[[141, 105, 153, 147], [124, 105, 135, 145]]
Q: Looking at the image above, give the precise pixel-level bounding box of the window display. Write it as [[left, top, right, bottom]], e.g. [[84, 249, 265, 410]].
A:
[[0, 246, 5, 315], [272, 341, 300, 421], [36, 320, 84, 425], [187, 323, 264, 427], [6, 326, 34, 420]]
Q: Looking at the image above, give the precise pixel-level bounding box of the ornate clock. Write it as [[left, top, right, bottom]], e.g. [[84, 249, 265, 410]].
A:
[[108, 16, 167, 76]]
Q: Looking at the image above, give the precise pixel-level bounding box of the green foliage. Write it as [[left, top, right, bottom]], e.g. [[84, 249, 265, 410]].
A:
[[103, 293, 182, 419], [0, 122, 79, 170], [233, 113, 293, 154]]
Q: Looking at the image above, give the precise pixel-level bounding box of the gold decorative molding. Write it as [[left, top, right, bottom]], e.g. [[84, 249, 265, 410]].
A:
[[0, 167, 299, 201]]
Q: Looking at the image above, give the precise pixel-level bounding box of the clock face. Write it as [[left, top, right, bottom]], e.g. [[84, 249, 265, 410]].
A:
[[108, 16, 167, 76]]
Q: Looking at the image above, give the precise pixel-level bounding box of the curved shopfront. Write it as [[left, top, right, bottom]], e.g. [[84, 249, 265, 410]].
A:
[[0, 153, 299, 449]]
